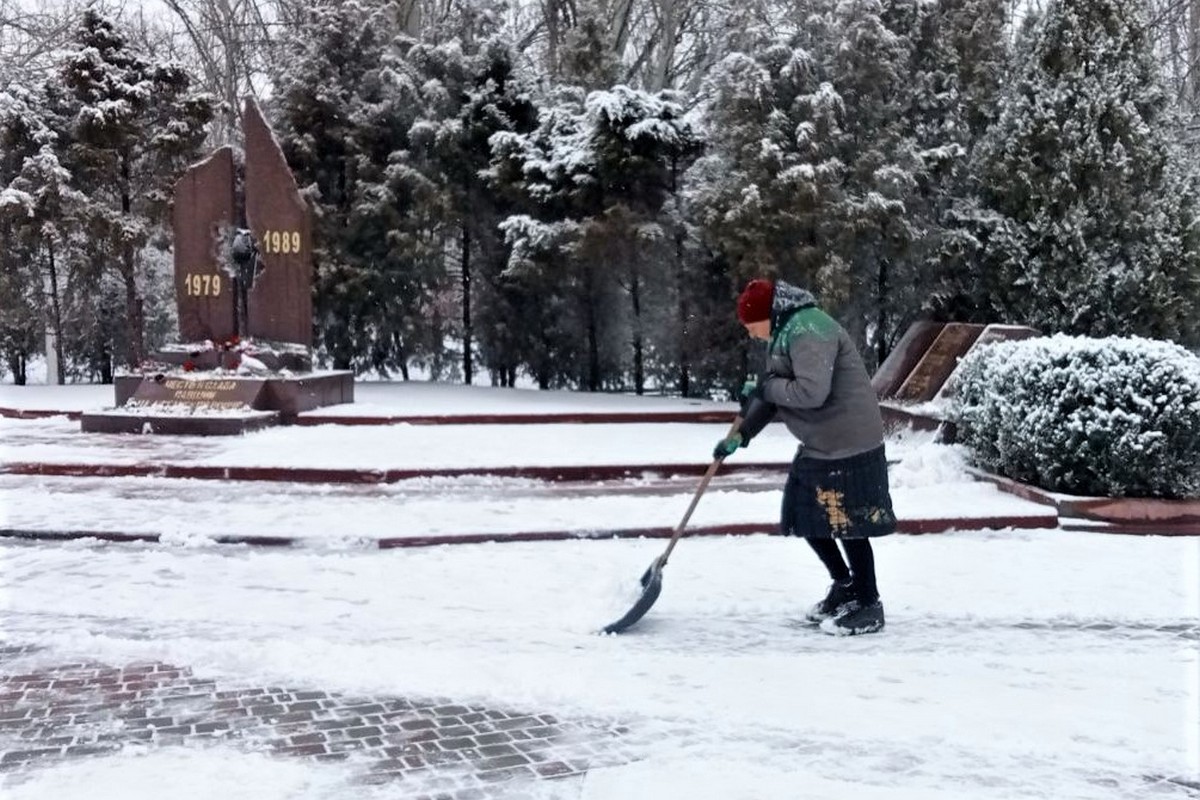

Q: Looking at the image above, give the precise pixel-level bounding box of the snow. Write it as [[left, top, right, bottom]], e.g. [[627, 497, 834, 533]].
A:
[[3, 747, 366, 800], [0, 380, 733, 414], [0, 384, 1197, 799], [1, 531, 1196, 799], [0, 401, 1048, 543]]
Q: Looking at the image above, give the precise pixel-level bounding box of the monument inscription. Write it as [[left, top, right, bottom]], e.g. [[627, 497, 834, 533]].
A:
[[129, 376, 267, 410]]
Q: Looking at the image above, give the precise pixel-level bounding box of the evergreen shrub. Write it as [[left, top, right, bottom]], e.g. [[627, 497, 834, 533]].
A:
[[951, 335, 1200, 498]]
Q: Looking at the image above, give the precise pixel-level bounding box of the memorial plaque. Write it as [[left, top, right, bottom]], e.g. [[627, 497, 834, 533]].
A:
[[872, 321, 944, 399], [893, 323, 986, 403], [128, 375, 267, 411], [173, 147, 236, 342], [243, 98, 313, 347], [933, 323, 1040, 402]]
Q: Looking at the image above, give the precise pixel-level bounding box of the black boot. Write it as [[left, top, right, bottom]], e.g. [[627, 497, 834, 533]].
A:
[[804, 579, 855, 624], [820, 598, 885, 636]]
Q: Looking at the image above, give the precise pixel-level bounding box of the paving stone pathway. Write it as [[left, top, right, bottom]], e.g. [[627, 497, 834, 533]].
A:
[[0, 644, 639, 798]]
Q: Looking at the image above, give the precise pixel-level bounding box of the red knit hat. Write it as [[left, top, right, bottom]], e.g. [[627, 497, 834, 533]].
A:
[[736, 279, 774, 324]]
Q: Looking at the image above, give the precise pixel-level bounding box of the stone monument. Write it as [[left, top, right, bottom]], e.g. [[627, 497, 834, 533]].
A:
[[81, 98, 353, 435], [873, 321, 1040, 440]]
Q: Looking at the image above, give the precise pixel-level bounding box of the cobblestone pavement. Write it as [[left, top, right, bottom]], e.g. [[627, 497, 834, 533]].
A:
[[0, 644, 640, 799]]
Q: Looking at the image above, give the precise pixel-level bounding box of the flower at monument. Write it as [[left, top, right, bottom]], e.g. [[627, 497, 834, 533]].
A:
[[182, 360, 196, 372]]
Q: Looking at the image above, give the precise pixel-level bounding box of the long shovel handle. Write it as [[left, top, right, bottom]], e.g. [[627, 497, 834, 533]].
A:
[[660, 415, 743, 565]]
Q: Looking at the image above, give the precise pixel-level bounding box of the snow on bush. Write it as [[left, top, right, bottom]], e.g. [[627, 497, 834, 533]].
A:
[[951, 335, 1200, 498]]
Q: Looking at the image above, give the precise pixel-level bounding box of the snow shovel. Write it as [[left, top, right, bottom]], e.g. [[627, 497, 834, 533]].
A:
[[601, 415, 743, 634]]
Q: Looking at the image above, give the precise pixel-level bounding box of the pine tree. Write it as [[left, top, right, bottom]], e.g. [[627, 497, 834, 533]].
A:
[[50, 10, 213, 370], [687, 36, 840, 286], [974, 0, 1200, 345], [0, 85, 93, 384], [489, 87, 616, 390], [822, 0, 927, 365], [688, 19, 919, 374], [905, 0, 1009, 325], [407, 36, 539, 385], [0, 87, 49, 384], [273, 2, 446, 375], [490, 84, 702, 391]]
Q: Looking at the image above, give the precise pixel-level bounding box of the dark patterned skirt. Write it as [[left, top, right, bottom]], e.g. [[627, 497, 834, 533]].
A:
[[780, 445, 896, 539]]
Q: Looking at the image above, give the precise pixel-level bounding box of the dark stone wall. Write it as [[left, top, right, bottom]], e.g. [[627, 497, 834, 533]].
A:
[[242, 98, 313, 347], [172, 147, 236, 342]]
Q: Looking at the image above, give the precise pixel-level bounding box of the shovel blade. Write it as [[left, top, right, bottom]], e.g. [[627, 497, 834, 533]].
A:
[[600, 558, 664, 634]]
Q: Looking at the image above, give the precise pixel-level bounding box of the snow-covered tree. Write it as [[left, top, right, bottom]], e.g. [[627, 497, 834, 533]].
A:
[[974, 0, 1200, 346], [687, 37, 840, 281], [820, 0, 928, 365], [491, 84, 702, 392], [0, 85, 95, 384], [686, 3, 926, 368], [0, 87, 49, 384], [50, 10, 213, 369], [407, 36, 539, 385], [904, 0, 1009, 325], [272, 2, 447, 375]]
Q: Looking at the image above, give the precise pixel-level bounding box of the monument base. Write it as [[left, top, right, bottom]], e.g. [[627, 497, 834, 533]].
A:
[[80, 370, 354, 436], [80, 409, 280, 436]]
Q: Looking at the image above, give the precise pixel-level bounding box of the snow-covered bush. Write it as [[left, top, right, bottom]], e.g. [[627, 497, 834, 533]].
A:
[[951, 335, 1200, 498]]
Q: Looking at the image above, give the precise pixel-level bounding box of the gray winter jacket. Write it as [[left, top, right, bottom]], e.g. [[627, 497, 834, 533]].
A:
[[757, 281, 885, 460]]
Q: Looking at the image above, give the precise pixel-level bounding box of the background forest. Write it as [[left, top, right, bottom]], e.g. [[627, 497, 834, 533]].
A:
[[2, 0, 1199, 396]]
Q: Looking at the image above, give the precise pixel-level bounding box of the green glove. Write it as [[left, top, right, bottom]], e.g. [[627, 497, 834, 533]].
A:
[[740, 378, 758, 399], [713, 431, 745, 460]]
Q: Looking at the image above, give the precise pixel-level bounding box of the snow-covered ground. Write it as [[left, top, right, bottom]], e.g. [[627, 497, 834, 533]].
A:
[[1, 531, 1197, 799], [0, 411, 1051, 543], [0, 380, 733, 415], [0, 382, 1197, 799]]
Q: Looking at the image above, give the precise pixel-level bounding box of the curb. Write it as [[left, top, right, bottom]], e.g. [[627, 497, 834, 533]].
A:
[[968, 468, 1200, 527], [0, 408, 83, 421], [0, 515, 1059, 549], [0, 461, 791, 484], [294, 410, 739, 425], [1058, 521, 1200, 537], [1, 406, 740, 426]]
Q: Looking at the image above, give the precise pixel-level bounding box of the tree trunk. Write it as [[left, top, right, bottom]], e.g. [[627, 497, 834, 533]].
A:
[[122, 253, 146, 366], [1190, 0, 1200, 112], [395, 0, 423, 36], [120, 154, 145, 366], [612, 0, 635, 59], [461, 223, 473, 385], [584, 263, 600, 391], [99, 344, 113, 384], [649, 0, 678, 91], [875, 258, 889, 368], [45, 237, 65, 384], [671, 157, 690, 397], [676, 248, 690, 397], [630, 269, 644, 395], [6, 353, 26, 386], [392, 331, 410, 380]]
